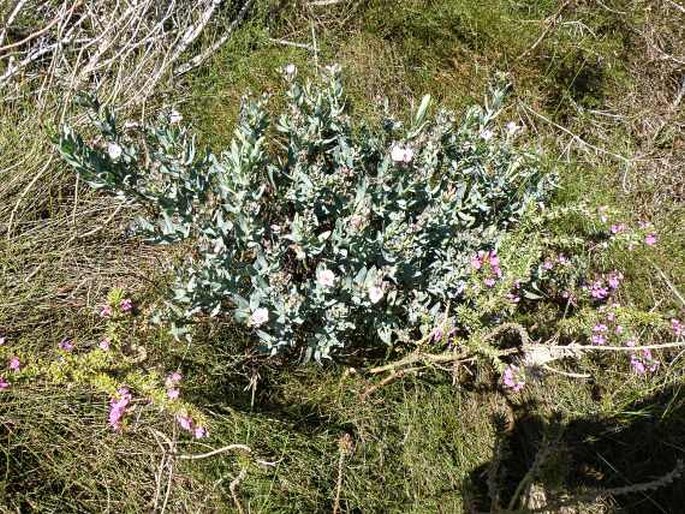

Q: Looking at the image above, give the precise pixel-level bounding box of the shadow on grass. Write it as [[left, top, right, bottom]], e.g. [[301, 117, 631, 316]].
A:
[[465, 385, 685, 513]]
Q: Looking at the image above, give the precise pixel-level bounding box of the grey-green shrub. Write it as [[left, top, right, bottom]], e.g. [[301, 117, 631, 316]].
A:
[[58, 66, 553, 360]]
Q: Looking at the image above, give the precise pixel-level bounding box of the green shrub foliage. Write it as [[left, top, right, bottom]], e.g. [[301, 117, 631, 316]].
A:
[[58, 66, 553, 359]]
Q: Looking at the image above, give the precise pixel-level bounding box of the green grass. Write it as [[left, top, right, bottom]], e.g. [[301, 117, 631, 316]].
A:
[[1, 0, 685, 511]]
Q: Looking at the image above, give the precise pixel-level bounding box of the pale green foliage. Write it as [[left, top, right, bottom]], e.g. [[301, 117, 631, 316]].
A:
[[58, 66, 553, 360]]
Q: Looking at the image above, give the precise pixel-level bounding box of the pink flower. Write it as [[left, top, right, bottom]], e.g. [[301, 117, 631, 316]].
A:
[[120, 298, 133, 313], [593, 323, 608, 333], [502, 364, 525, 392], [8, 357, 20, 371], [108, 388, 132, 431], [543, 260, 554, 270], [630, 356, 645, 374], [484, 278, 496, 288], [615, 325, 624, 335], [194, 426, 208, 439], [610, 223, 626, 235], [557, 254, 569, 265], [59, 338, 74, 352], [590, 281, 609, 300], [99, 338, 110, 351], [176, 414, 193, 431], [99, 305, 113, 318], [166, 372, 183, 387], [0, 377, 8, 390], [591, 334, 606, 345], [645, 233, 657, 246], [672, 319, 683, 337], [0, 336, 5, 345], [607, 271, 623, 290], [470, 254, 483, 270], [167, 388, 180, 400]]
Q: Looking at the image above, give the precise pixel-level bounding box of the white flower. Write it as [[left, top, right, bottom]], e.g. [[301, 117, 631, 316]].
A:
[[107, 142, 122, 160], [368, 285, 384, 304], [391, 144, 413, 163], [479, 129, 494, 141], [317, 268, 336, 288], [250, 307, 269, 327], [284, 63, 296, 75], [505, 121, 519, 134], [169, 110, 183, 123]]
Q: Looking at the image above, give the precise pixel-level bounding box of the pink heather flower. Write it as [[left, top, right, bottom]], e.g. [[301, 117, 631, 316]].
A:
[[470, 254, 483, 270], [317, 268, 336, 288], [607, 271, 623, 290], [591, 334, 606, 345], [606, 312, 616, 322], [59, 338, 74, 352], [506, 293, 521, 304], [615, 325, 624, 335], [593, 323, 608, 333], [610, 223, 626, 235], [502, 364, 525, 392], [8, 357, 20, 371], [166, 372, 183, 386], [99, 338, 110, 351], [0, 336, 5, 345], [430, 327, 445, 342], [167, 388, 180, 400], [484, 277, 496, 288], [557, 254, 569, 265], [120, 298, 133, 313], [108, 388, 132, 431], [176, 414, 193, 432], [630, 356, 646, 374], [99, 305, 113, 318], [543, 260, 554, 270], [0, 377, 8, 390], [590, 281, 609, 300], [625, 339, 636, 347], [194, 426, 208, 439], [645, 233, 658, 246], [638, 220, 649, 229], [672, 319, 683, 337], [250, 307, 269, 327]]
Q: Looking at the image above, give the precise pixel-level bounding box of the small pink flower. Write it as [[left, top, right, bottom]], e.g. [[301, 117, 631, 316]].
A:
[[484, 277, 496, 288], [176, 414, 193, 431], [250, 307, 269, 327], [166, 372, 183, 387], [0, 336, 5, 345], [630, 356, 646, 374], [607, 271, 623, 290], [8, 357, 20, 371], [108, 388, 132, 431], [593, 323, 608, 333], [390, 144, 414, 163], [590, 281, 609, 300], [502, 364, 525, 392], [0, 377, 9, 390], [591, 334, 606, 345], [672, 319, 683, 337], [59, 338, 74, 352], [543, 260, 554, 270], [99, 305, 113, 318], [167, 388, 180, 400], [99, 338, 110, 351], [610, 223, 626, 235], [470, 254, 483, 270], [615, 325, 624, 335], [120, 298, 133, 313], [645, 233, 658, 246], [557, 254, 569, 265], [317, 268, 336, 288], [194, 426, 208, 439]]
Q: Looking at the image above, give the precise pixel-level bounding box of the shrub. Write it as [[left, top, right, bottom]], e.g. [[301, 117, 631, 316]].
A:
[[57, 66, 553, 360]]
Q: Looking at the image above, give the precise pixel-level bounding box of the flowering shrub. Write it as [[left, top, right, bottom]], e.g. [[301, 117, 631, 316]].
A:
[[0, 289, 207, 437], [57, 66, 553, 360]]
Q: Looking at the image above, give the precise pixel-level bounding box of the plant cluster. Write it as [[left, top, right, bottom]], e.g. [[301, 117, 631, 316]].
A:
[[58, 66, 553, 359]]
